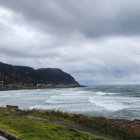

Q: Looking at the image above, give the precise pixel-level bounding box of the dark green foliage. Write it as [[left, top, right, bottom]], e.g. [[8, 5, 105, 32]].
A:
[[0, 62, 79, 85]]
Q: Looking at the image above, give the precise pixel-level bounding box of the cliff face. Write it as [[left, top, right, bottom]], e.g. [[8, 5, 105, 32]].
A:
[[0, 62, 79, 86]]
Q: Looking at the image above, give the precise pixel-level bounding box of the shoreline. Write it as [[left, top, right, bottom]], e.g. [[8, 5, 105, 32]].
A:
[[0, 84, 84, 91], [1, 105, 140, 122]]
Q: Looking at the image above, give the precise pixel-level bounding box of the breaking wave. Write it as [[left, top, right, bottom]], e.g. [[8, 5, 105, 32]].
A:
[[95, 91, 117, 96]]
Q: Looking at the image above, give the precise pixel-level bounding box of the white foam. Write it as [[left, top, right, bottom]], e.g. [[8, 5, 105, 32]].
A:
[[95, 91, 117, 96], [29, 105, 49, 110], [0, 87, 139, 120], [46, 95, 87, 105], [89, 97, 128, 111]]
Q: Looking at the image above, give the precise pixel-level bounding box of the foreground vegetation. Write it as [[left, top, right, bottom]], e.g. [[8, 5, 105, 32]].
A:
[[0, 107, 106, 140], [23, 109, 140, 140], [0, 107, 139, 140]]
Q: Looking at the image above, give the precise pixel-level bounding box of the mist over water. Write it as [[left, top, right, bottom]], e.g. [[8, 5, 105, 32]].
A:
[[0, 85, 140, 120]]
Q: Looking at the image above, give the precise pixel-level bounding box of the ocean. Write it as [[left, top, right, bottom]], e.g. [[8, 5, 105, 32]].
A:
[[0, 85, 140, 120]]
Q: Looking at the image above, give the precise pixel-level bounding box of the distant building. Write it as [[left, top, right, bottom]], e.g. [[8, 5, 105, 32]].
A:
[[37, 84, 46, 88]]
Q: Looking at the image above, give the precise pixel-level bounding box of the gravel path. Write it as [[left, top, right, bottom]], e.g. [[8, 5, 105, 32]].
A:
[[24, 115, 112, 140]]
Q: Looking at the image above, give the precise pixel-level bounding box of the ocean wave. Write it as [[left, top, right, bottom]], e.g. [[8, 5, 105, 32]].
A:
[[95, 91, 117, 96], [29, 105, 45, 110], [45, 97, 58, 104], [29, 105, 52, 110], [89, 97, 128, 111]]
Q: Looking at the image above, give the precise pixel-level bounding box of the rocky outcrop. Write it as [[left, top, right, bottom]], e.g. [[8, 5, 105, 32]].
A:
[[0, 129, 20, 140]]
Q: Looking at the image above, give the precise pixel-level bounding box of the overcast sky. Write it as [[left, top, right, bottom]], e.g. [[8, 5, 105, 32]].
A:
[[0, 0, 140, 84]]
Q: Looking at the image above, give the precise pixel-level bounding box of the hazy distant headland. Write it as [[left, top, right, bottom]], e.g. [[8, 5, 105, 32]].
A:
[[0, 62, 80, 90]]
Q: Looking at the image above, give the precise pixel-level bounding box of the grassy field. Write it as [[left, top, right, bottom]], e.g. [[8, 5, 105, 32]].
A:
[[0, 107, 139, 140], [24, 109, 140, 140], [0, 108, 106, 140]]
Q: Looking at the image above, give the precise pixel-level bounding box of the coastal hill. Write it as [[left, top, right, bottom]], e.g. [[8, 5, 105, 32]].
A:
[[0, 62, 80, 88]]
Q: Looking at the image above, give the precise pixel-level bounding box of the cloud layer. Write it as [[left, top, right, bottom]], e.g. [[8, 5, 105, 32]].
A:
[[0, 0, 140, 84]]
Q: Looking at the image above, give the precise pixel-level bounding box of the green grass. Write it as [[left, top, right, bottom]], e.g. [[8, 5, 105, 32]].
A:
[[23, 109, 140, 140], [0, 108, 139, 140], [0, 108, 105, 140]]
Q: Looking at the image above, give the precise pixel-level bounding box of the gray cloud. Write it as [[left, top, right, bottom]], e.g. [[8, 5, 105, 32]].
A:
[[0, 1, 140, 84], [1, 0, 140, 37]]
